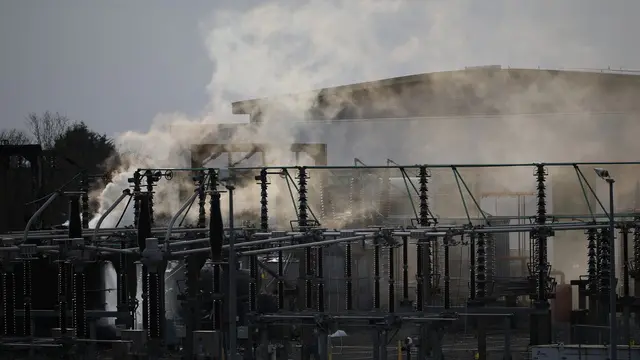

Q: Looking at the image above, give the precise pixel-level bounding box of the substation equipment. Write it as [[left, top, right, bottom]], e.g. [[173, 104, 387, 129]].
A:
[[2, 156, 640, 359]]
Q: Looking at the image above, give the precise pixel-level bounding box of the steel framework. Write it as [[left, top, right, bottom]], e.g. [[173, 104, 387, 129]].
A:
[[2, 161, 640, 360]]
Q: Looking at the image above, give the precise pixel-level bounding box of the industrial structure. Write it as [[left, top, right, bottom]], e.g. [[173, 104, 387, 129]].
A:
[[1, 66, 640, 360]]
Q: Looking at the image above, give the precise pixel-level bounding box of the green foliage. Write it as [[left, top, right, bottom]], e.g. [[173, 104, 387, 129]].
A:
[[52, 122, 117, 174]]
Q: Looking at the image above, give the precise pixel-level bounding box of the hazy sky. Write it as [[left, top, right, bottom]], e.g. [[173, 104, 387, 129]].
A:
[[1, 0, 639, 137]]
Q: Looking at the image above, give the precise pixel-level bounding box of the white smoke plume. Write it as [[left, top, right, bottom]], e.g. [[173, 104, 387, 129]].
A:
[[87, 0, 638, 284], [91, 1, 612, 222]]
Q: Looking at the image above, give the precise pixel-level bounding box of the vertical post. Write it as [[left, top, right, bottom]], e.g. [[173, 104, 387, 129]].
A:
[[443, 235, 451, 310], [316, 242, 325, 312], [373, 235, 381, 310], [415, 242, 424, 311], [401, 236, 409, 305], [469, 233, 476, 301], [58, 260, 68, 334], [633, 218, 640, 327], [388, 243, 396, 313], [227, 183, 239, 360], [259, 168, 269, 230], [587, 228, 598, 328], [277, 232, 285, 311], [416, 166, 430, 312], [131, 171, 141, 228], [298, 166, 314, 312], [145, 170, 155, 226], [196, 170, 206, 228], [63, 196, 82, 336], [475, 231, 487, 300], [345, 232, 353, 311], [622, 227, 630, 346], [117, 238, 130, 328], [209, 171, 224, 359], [73, 264, 88, 338], [80, 170, 90, 229], [1, 264, 16, 336], [22, 259, 32, 337], [530, 164, 551, 345], [251, 169, 267, 314], [137, 194, 152, 331], [608, 178, 617, 360]]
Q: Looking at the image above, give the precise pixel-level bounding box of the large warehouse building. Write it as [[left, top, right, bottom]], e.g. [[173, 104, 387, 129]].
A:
[[185, 65, 640, 307], [226, 66, 640, 286], [224, 66, 640, 287]]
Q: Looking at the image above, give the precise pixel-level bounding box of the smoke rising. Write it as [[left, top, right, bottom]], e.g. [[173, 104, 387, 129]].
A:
[[89, 0, 639, 286]]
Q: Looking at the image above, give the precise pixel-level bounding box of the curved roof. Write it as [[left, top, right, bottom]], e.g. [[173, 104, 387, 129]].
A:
[[231, 67, 640, 121]]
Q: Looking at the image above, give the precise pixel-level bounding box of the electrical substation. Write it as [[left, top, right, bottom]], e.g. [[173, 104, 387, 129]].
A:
[[2, 67, 640, 360]]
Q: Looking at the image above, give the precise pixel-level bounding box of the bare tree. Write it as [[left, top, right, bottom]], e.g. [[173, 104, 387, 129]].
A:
[[0, 128, 32, 145], [26, 111, 71, 149]]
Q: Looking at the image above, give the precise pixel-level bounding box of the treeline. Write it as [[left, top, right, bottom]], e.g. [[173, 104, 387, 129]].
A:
[[0, 111, 119, 176]]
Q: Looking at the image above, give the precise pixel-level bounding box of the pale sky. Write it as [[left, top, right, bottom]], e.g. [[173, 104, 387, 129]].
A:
[[1, 0, 639, 137]]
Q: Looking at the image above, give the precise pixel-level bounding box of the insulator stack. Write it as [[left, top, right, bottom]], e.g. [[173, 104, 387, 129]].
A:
[[348, 176, 355, 219], [250, 170, 268, 313], [331, 195, 337, 221], [486, 234, 496, 294], [424, 238, 433, 302], [388, 245, 395, 313], [249, 255, 258, 312], [415, 240, 424, 311], [417, 166, 430, 309], [319, 173, 327, 221], [73, 270, 87, 338], [212, 263, 222, 330], [345, 242, 353, 311], [402, 236, 409, 303], [297, 167, 308, 228], [469, 233, 476, 300], [598, 229, 612, 298], [475, 232, 487, 299], [535, 164, 549, 302], [196, 171, 206, 228], [57, 261, 68, 333], [373, 237, 381, 309], [2, 270, 16, 336], [586, 228, 598, 293], [316, 246, 324, 312], [359, 171, 366, 224], [259, 168, 269, 230], [634, 218, 640, 277], [444, 237, 451, 309], [147, 272, 162, 339], [529, 231, 540, 299], [418, 166, 430, 226], [80, 171, 89, 229], [23, 260, 32, 336], [137, 195, 152, 331], [145, 171, 155, 226], [132, 171, 141, 228]]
